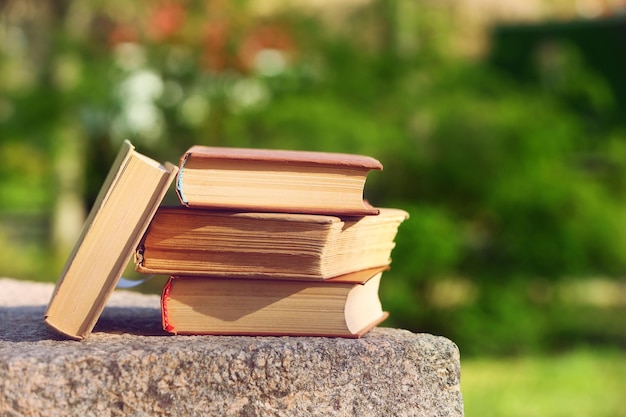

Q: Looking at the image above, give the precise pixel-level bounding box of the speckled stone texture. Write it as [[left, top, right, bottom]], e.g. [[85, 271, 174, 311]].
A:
[[0, 278, 464, 417]]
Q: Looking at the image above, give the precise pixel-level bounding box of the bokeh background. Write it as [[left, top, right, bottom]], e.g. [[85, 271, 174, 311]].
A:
[[1, 0, 625, 415]]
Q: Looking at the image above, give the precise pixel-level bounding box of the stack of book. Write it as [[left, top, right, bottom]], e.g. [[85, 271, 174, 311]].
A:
[[137, 145, 408, 338], [44, 141, 407, 340]]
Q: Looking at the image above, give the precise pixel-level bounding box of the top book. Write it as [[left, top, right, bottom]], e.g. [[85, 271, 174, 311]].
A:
[[175, 146, 383, 215]]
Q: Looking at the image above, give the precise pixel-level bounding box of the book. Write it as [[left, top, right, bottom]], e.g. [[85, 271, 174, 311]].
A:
[[175, 146, 383, 215], [135, 207, 408, 280], [44, 141, 178, 340], [161, 267, 389, 337]]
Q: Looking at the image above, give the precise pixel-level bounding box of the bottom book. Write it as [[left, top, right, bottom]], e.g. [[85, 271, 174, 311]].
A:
[[161, 267, 389, 338]]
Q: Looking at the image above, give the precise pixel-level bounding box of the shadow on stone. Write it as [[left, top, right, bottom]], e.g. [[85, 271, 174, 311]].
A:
[[0, 305, 166, 342], [0, 306, 63, 342], [93, 306, 168, 337]]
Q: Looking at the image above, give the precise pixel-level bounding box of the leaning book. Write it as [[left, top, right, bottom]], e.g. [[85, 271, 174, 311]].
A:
[[135, 207, 408, 280], [175, 146, 383, 215], [161, 267, 389, 338], [44, 141, 178, 340]]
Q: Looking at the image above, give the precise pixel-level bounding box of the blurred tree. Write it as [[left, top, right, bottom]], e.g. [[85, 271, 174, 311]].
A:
[[0, 0, 623, 354]]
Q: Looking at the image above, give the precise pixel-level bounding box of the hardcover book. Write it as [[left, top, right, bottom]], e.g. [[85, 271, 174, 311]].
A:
[[175, 146, 383, 215], [161, 267, 389, 338], [135, 206, 408, 280], [44, 141, 177, 340]]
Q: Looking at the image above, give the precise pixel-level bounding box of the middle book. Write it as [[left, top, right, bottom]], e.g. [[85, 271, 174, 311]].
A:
[[135, 206, 407, 280]]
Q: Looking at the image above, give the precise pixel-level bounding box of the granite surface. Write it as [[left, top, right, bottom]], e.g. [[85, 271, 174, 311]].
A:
[[0, 278, 464, 416]]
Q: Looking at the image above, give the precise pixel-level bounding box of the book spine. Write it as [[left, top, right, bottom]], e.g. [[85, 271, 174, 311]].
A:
[[161, 277, 176, 333], [175, 152, 190, 207]]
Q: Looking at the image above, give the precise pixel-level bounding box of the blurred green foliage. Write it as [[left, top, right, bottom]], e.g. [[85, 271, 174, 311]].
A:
[[0, 0, 624, 356], [462, 348, 626, 417]]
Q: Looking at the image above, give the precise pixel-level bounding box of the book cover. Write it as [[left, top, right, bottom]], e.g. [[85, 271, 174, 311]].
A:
[[44, 141, 178, 340]]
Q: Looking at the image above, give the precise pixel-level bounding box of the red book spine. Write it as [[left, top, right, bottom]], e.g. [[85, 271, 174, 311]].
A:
[[161, 277, 176, 333]]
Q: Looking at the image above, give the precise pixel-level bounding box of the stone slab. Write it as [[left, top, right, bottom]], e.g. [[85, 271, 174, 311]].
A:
[[0, 278, 464, 417]]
